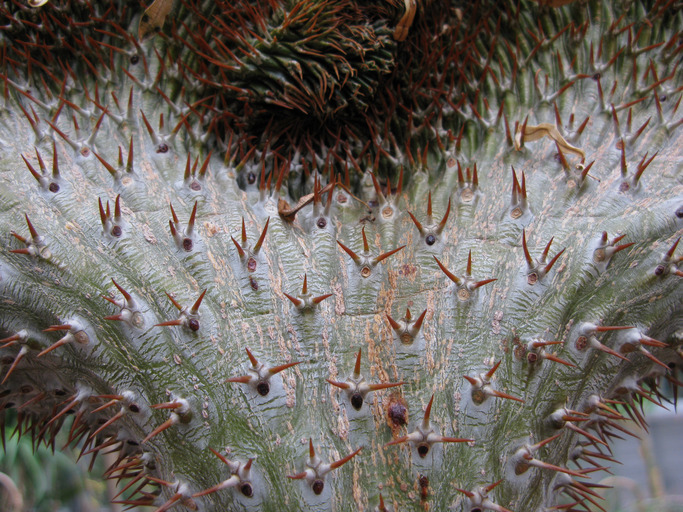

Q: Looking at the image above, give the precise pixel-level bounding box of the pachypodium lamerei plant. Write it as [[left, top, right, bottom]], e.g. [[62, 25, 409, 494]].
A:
[[0, 0, 682, 511]]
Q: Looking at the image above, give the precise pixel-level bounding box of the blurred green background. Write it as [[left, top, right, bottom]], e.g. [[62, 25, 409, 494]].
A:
[[0, 410, 115, 512]]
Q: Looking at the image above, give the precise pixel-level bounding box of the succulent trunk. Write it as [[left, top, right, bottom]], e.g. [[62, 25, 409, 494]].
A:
[[0, 1, 682, 511]]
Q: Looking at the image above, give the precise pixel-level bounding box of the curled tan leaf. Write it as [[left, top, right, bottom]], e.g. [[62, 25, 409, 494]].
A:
[[393, 0, 417, 41], [530, 0, 578, 6], [278, 182, 368, 222], [514, 122, 585, 161], [278, 183, 334, 222], [138, 0, 175, 40]]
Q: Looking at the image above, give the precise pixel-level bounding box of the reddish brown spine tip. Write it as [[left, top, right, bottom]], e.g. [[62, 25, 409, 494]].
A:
[[639, 348, 669, 370], [231, 236, 246, 259], [386, 313, 401, 330], [268, 361, 301, 375], [199, 151, 212, 177], [595, 325, 634, 332], [241, 217, 248, 244], [287, 472, 308, 480], [384, 435, 409, 448], [439, 436, 475, 444], [407, 210, 424, 234], [245, 348, 259, 367], [1, 348, 27, 385], [612, 242, 635, 256], [463, 375, 478, 386], [312, 293, 333, 304], [370, 172, 382, 197], [225, 376, 252, 384], [544, 248, 566, 274], [253, 217, 270, 253], [433, 256, 461, 285], [187, 201, 198, 232], [543, 353, 575, 367], [22, 154, 42, 182], [329, 446, 363, 470], [141, 417, 176, 444], [37, 337, 70, 357], [155, 320, 183, 327], [165, 292, 183, 310], [424, 394, 435, 423], [126, 137, 134, 171], [88, 410, 125, 440], [472, 278, 497, 290], [0, 334, 21, 346], [522, 230, 534, 268], [491, 390, 525, 403], [326, 379, 351, 390], [361, 226, 370, 253], [114, 195, 121, 219], [374, 245, 405, 264], [367, 382, 405, 392], [93, 152, 117, 176], [111, 278, 132, 302], [283, 292, 303, 307], [337, 240, 360, 263], [98, 198, 108, 227], [190, 289, 207, 314], [169, 204, 179, 224], [534, 432, 564, 449], [192, 483, 226, 498], [413, 309, 427, 330], [209, 447, 231, 466], [455, 488, 476, 498], [666, 237, 680, 258], [378, 493, 387, 511], [24, 214, 39, 239], [485, 360, 502, 379], [43, 324, 72, 332], [350, 348, 362, 376]]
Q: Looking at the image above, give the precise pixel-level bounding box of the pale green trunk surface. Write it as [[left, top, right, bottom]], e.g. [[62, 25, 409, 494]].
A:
[[0, 1, 682, 511]]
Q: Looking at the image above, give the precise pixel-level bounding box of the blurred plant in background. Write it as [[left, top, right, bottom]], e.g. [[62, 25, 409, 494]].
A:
[[599, 392, 683, 512], [0, 410, 112, 512]]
